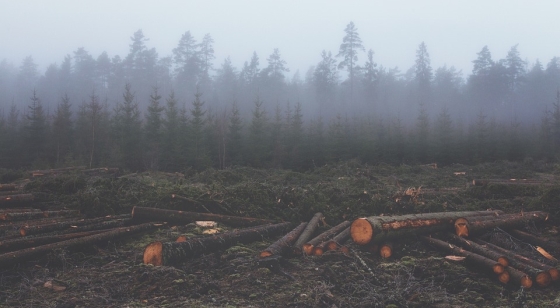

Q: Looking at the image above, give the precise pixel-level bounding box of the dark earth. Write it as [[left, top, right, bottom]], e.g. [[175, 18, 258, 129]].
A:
[[1, 160, 560, 307]]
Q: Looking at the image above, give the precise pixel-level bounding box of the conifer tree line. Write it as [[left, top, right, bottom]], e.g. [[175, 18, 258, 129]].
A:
[[1, 22, 560, 170]]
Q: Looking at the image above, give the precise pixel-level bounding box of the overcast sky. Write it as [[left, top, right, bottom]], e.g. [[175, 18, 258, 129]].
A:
[[1, 0, 559, 78]]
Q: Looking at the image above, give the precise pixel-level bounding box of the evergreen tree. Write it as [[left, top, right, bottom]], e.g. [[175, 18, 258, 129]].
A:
[[24, 90, 47, 165], [415, 42, 433, 108], [189, 88, 209, 169], [112, 84, 142, 170], [434, 106, 453, 165], [248, 97, 269, 167], [144, 86, 164, 170], [227, 101, 243, 166], [52, 94, 73, 166], [161, 91, 182, 171], [362, 49, 378, 110], [505, 44, 525, 91], [313, 50, 338, 113], [337, 21, 365, 105]]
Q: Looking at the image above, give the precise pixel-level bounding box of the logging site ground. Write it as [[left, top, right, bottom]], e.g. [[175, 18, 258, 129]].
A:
[[1, 160, 560, 308]]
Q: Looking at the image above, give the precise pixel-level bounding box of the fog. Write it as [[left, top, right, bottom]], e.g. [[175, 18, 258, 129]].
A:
[[1, 1, 560, 170]]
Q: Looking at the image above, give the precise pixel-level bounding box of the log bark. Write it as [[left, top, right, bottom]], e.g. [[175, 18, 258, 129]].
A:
[[260, 222, 307, 258], [20, 215, 131, 236], [474, 239, 555, 286], [0, 229, 108, 252], [511, 229, 560, 256], [0, 194, 34, 204], [498, 266, 533, 288], [131, 206, 274, 227], [0, 184, 17, 191], [144, 222, 292, 266], [455, 211, 548, 238], [292, 212, 324, 254], [420, 236, 505, 275], [0, 210, 80, 221], [305, 221, 351, 256], [351, 210, 504, 245], [325, 227, 351, 251], [449, 234, 509, 267], [0, 222, 158, 267]]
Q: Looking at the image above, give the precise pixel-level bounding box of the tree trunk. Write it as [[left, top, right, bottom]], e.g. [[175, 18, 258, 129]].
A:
[[305, 221, 351, 256], [20, 215, 131, 236], [351, 210, 504, 245], [0, 229, 108, 252], [449, 234, 509, 267], [455, 211, 548, 237], [0, 210, 80, 221], [325, 227, 350, 251], [0, 194, 34, 205], [144, 222, 292, 266], [293, 212, 324, 254], [420, 236, 505, 275], [474, 239, 554, 286], [511, 229, 560, 257], [131, 206, 274, 227], [0, 184, 17, 191], [0, 222, 158, 267], [260, 222, 307, 258]]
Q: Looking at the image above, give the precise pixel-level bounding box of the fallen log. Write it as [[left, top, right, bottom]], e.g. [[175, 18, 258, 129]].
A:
[[260, 222, 307, 258], [0, 184, 17, 191], [144, 222, 292, 266], [420, 236, 504, 274], [0, 194, 34, 204], [0, 210, 80, 221], [20, 215, 131, 236], [0, 222, 159, 267], [380, 242, 394, 258], [81, 167, 119, 175], [31, 166, 85, 177], [511, 229, 560, 256], [0, 208, 41, 214], [293, 212, 324, 254], [472, 179, 555, 186], [474, 239, 555, 286], [305, 221, 351, 256], [325, 227, 351, 251], [454, 211, 548, 237], [351, 210, 504, 245], [498, 266, 533, 288], [0, 229, 108, 252], [131, 206, 274, 227], [449, 234, 509, 267]]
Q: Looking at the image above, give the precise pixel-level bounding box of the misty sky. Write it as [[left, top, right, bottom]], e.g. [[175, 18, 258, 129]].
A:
[[1, 0, 559, 77]]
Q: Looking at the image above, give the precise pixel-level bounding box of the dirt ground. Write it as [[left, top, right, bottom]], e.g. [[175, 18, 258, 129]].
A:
[[1, 160, 560, 307]]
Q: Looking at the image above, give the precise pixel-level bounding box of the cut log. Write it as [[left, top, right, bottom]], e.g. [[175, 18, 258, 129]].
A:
[[473, 179, 554, 186], [144, 222, 292, 266], [351, 210, 504, 245], [305, 221, 351, 256], [20, 215, 131, 236], [325, 227, 351, 251], [454, 211, 548, 237], [420, 236, 504, 274], [0, 222, 158, 267], [511, 229, 560, 256], [0, 208, 41, 214], [31, 166, 85, 177], [292, 212, 324, 254], [498, 266, 533, 288], [474, 239, 555, 286], [81, 167, 119, 175], [0, 229, 108, 252], [0, 210, 80, 221], [131, 206, 274, 227], [260, 222, 307, 258], [0, 184, 17, 191], [380, 242, 394, 258], [449, 234, 509, 267], [0, 194, 34, 204]]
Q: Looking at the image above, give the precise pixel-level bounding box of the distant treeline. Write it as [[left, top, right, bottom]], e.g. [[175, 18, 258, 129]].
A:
[[1, 23, 560, 170]]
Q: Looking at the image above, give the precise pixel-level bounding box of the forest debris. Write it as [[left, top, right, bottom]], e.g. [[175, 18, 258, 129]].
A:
[[449, 234, 509, 267], [30, 166, 85, 177], [0, 194, 34, 204], [0, 184, 18, 191], [196, 221, 218, 228], [260, 222, 307, 258], [304, 220, 351, 255], [43, 280, 67, 292], [293, 213, 324, 255], [535, 246, 557, 261], [511, 229, 560, 256], [453, 172, 466, 176]]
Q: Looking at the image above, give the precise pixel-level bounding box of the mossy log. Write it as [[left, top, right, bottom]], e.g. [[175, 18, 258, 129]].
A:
[[351, 210, 504, 245], [144, 222, 292, 266], [454, 211, 548, 238], [260, 222, 307, 258], [474, 239, 554, 286], [20, 215, 131, 236], [420, 236, 504, 275], [449, 234, 509, 267], [0, 229, 108, 252], [0, 210, 80, 221], [293, 212, 324, 254], [305, 221, 351, 256], [325, 227, 350, 251], [0, 194, 34, 205], [0, 184, 17, 192], [511, 229, 560, 257], [0, 222, 158, 267], [131, 206, 274, 227]]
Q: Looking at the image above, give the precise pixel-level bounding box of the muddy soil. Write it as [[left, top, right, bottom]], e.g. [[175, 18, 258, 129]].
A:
[[1, 160, 560, 307]]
